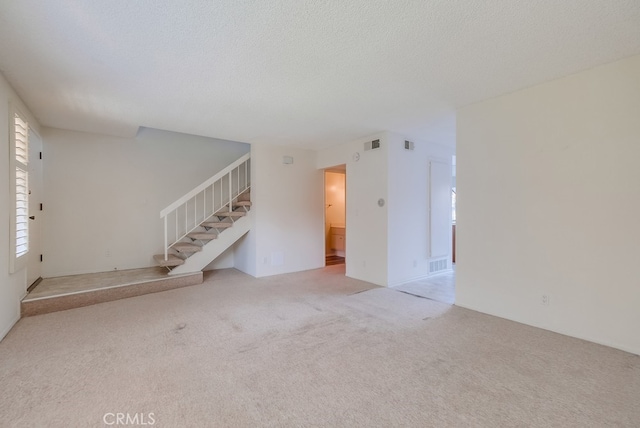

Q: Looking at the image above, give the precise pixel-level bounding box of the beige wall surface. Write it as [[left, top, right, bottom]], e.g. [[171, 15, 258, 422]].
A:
[[387, 132, 453, 286], [234, 144, 325, 278], [457, 55, 640, 355]]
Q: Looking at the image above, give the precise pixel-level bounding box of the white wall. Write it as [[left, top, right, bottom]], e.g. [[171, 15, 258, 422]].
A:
[[387, 132, 453, 286], [42, 127, 249, 276], [203, 247, 234, 271], [318, 133, 389, 286], [457, 55, 640, 355], [233, 228, 257, 277], [318, 132, 453, 287], [234, 144, 324, 277], [0, 74, 40, 340]]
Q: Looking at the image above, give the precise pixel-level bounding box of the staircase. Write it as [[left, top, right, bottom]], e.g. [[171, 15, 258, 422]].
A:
[[154, 153, 251, 274], [325, 254, 345, 266]]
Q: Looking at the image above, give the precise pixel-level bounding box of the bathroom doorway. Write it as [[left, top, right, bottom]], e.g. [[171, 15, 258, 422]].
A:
[[324, 167, 346, 266]]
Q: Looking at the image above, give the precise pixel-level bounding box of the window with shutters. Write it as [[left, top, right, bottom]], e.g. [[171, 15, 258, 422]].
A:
[[9, 105, 29, 273]]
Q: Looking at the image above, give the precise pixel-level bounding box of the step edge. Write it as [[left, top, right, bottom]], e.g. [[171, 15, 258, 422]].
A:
[[172, 245, 202, 251], [22, 272, 201, 303]]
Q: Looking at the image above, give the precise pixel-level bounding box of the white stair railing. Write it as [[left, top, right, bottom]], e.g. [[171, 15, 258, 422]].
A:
[[160, 153, 251, 260]]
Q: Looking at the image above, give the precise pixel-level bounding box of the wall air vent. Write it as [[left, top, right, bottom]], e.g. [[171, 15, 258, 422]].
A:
[[404, 140, 415, 151], [429, 259, 448, 273], [364, 139, 381, 151]]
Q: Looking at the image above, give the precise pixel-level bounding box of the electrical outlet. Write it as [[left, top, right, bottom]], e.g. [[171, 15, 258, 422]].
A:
[[542, 294, 550, 306], [105, 249, 111, 258], [413, 260, 417, 268]]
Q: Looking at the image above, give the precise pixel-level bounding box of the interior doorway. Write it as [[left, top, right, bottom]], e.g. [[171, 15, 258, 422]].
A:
[[26, 128, 43, 289], [324, 167, 346, 266], [451, 155, 456, 264]]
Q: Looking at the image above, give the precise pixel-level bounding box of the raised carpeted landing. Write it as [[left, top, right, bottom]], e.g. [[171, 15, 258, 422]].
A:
[[0, 266, 638, 427]]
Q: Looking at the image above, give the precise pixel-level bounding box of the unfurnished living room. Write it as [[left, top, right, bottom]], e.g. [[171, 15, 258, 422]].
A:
[[1, 2, 639, 427]]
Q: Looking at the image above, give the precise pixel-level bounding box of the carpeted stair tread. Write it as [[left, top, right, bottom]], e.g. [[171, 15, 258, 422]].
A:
[[326, 255, 345, 266], [237, 189, 251, 201], [153, 254, 185, 267], [187, 232, 218, 240], [216, 211, 246, 217], [172, 242, 202, 252], [201, 221, 233, 228]]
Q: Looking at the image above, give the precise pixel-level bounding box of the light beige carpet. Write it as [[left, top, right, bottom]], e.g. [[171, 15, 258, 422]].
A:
[[1, 266, 638, 427]]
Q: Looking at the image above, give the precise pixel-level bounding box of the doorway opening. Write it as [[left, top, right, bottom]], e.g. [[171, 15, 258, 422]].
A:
[[324, 167, 346, 267]]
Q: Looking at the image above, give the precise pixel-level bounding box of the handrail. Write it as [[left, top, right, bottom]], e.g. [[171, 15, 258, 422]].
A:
[[160, 152, 251, 218]]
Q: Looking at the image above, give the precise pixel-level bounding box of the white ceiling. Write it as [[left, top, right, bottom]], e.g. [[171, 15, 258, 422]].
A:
[[1, 1, 640, 149]]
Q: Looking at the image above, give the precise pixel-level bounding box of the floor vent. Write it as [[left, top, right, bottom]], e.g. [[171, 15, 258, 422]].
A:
[[429, 259, 447, 273]]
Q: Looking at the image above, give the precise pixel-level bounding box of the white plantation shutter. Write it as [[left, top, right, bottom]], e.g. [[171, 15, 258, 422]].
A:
[[15, 167, 29, 257], [10, 107, 29, 272], [14, 114, 28, 163]]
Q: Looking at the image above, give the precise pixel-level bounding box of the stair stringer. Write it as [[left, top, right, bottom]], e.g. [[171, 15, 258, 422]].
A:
[[168, 210, 252, 275]]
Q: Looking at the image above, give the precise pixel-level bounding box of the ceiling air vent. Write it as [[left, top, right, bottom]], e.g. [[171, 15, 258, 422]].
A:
[[364, 139, 381, 151], [404, 140, 415, 150]]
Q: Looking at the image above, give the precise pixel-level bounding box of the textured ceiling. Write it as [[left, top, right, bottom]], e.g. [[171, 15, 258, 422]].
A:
[[1, 1, 640, 149]]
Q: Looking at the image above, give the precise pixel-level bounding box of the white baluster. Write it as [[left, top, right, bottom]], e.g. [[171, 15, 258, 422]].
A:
[[164, 216, 168, 260]]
